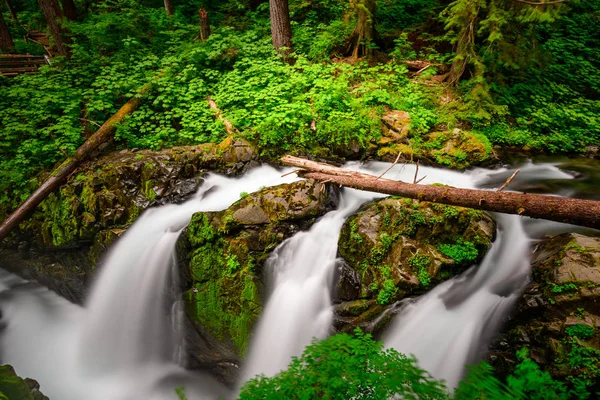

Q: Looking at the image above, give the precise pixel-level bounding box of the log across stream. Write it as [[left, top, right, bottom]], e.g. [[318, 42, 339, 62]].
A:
[[281, 155, 600, 229]]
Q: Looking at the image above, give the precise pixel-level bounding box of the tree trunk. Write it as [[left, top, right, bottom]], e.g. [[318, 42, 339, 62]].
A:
[[0, 80, 156, 243], [444, 0, 481, 86], [281, 156, 600, 230], [346, 0, 376, 59], [269, 0, 293, 57], [4, 0, 18, 22], [164, 0, 174, 16], [59, 0, 77, 21], [198, 7, 210, 41], [36, 0, 70, 57], [0, 10, 15, 53]]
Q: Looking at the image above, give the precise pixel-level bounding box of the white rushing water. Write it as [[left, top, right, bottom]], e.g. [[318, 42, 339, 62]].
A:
[[0, 160, 580, 398], [0, 165, 298, 400]]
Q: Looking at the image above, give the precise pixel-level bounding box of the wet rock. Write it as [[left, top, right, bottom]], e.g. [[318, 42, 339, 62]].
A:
[[488, 233, 600, 390], [376, 126, 492, 169], [2, 139, 256, 303], [179, 179, 339, 385], [0, 364, 49, 400], [332, 260, 361, 302], [333, 197, 495, 334], [419, 129, 492, 169]]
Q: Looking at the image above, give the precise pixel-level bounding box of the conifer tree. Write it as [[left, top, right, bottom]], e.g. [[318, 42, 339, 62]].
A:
[[269, 0, 293, 56], [36, 0, 70, 57]]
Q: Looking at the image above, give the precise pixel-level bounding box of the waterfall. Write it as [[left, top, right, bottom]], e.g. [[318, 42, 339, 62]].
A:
[[240, 161, 476, 380], [382, 214, 530, 388], [0, 160, 581, 398], [240, 192, 370, 381], [0, 165, 296, 400], [380, 161, 576, 388]]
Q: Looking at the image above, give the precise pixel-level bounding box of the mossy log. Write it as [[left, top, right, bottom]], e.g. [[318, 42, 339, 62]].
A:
[[281, 155, 600, 230], [0, 79, 155, 242]]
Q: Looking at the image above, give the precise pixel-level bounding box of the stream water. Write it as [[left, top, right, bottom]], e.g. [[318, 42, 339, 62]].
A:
[[0, 159, 594, 399]]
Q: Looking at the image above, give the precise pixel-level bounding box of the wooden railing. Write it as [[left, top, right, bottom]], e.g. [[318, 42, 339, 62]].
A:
[[0, 54, 50, 77]]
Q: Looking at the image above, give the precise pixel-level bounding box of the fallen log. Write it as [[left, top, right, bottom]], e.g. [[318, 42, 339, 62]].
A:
[[281, 155, 600, 230], [0, 79, 156, 242], [207, 96, 235, 136]]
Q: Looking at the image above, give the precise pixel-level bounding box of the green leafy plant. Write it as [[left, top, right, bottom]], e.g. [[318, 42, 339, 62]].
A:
[[438, 239, 478, 264], [565, 324, 595, 340], [409, 254, 431, 287]]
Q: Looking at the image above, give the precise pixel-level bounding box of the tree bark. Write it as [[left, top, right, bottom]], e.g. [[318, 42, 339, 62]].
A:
[[281, 156, 600, 230], [269, 0, 293, 57], [4, 0, 18, 22], [164, 0, 174, 16], [0, 80, 156, 243], [36, 0, 70, 57], [444, 1, 480, 86], [0, 10, 15, 53], [59, 0, 77, 21], [346, 0, 376, 58], [198, 7, 210, 41]]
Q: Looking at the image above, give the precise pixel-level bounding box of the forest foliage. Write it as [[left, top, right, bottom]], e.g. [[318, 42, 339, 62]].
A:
[[1, 0, 598, 214], [0, 0, 599, 397]]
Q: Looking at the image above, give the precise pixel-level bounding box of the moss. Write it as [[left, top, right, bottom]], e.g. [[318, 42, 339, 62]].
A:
[[438, 239, 479, 264], [187, 213, 219, 247], [184, 211, 283, 356], [36, 187, 81, 246], [143, 179, 157, 201], [186, 269, 261, 355], [339, 197, 495, 303], [417, 129, 491, 169]]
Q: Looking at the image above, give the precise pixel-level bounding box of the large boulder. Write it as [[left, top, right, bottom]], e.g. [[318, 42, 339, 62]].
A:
[[180, 179, 339, 384], [374, 110, 493, 170], [0, 139, 256, 303], [333, 197, 495, 334], [489, 233, 600, 392]]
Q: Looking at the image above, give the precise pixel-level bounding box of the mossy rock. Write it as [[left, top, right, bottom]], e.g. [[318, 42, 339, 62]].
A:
[[377, 127, 493, 169], [181, 179, 339, 383], [0, 365, 48, 400], [488, 233, 600, 392], [2, 140, 256, 304], [20, 139, 255, 248], [334, 197, 495, 333]]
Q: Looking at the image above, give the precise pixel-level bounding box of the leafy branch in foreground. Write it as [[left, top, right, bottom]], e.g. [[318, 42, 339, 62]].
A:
[[239, 330, 592, 400]]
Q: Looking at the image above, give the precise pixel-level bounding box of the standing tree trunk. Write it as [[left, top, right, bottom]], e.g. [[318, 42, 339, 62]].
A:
[[59, 0, 77, 21], [4, 0, 18, 22], [198, 7, 210, 41], [164, 0, 174, 16], [269, 0, 293, 57], [443, 0, 482, 86], [0, 10, 15, 53], [36, 0, 70, 57], [346, 0, 376, 59]]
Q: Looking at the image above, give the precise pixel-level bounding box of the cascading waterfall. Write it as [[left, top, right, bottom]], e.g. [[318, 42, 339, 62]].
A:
[[240, 192, 372, 381], [0, 165, 297, 400], [241, 161, 476, 381], [382, 213, 530, 388], [380, 161, 576, 388], [0, 159, 582, 398]]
